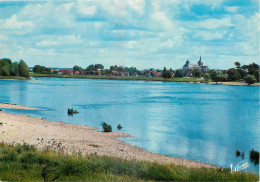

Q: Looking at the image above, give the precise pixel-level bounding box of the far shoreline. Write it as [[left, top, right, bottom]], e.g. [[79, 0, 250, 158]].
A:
[[2, 74, 258, 86], [0, 102, 216, 169]]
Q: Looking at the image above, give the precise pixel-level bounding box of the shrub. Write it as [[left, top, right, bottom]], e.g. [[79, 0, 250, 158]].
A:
[[102, 122, 112, 132], [249, 149, 259, 165], [0, 150, 18, 161], [244, 75, 257, 85], [235, 150, 241, 157], [68, 108, 79, 115], [117, 124, 123, 129]]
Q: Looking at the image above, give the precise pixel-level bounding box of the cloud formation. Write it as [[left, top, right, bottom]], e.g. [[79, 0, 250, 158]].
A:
[[0, 0, 259, 69]]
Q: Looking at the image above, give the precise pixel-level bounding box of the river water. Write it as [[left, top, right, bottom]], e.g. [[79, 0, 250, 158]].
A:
[[0, 77, 259, 172]]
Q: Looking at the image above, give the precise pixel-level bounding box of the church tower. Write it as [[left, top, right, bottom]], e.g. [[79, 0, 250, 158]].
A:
[[198, 56, 203, 67]]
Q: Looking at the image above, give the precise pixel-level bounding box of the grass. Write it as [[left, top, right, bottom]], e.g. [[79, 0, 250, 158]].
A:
[[0, 143, 258, 181], [31, 73, 205, 83]]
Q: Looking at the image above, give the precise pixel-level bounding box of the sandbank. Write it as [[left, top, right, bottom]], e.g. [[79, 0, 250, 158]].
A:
[[0, 104, 215, 169]]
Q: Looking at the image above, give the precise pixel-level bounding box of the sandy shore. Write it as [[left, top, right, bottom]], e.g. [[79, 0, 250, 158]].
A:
[[0, 104, 215, 169], [0, 103, 42, 110]]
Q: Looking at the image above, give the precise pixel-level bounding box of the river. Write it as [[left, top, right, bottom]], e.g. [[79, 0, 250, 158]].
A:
[[0, 77, 259, 172]]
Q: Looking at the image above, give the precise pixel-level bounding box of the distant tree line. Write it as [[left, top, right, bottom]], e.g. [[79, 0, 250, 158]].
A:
[[0, 58, 30, 78], [32, 61, 259, 85], [33, 65, 51, 74], [209, 62, 259, 84]]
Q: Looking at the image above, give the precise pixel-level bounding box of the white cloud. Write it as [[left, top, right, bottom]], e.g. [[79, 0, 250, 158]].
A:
[[127, 0, 145, 15], [36, 35, 81, 47], [192, 31, 225, 41], [190, 18, 233, 30], [0, 0, 259, 69], [1, 15, 34, 30], [225, 6, 240, 13]]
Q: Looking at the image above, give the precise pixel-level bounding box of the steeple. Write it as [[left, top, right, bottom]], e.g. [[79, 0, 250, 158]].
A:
[[198, 56, 203, 67]]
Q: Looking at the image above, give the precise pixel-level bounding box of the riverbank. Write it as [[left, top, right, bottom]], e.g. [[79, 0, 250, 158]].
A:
[[31, 73, 260, 86], [0, 103, 214, 169], [0, 76, 33, 80], [31, 73, 204, 82], [206, 81, 260, 86]]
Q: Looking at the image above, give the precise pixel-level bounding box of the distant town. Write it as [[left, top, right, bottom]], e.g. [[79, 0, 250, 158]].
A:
[[31, 56, 208, 78], [0, 56, 259, 85]]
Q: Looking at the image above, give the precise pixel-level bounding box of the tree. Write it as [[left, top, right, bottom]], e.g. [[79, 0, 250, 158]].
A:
[[209, 70, 228, 82], [0, 64, 10, 76], [175, 69, 183, 78], [227, 68, 241, 81], [209, 70, 217, 81], [241, 63, 259, 82], [94, 64, 104, 70], [203, 73, 210, 80], [162, 67, 167, 78], [73, 65, 82, 71], [33, 65, 44, 73], [216, 71, 228, 82], [0, 58, 12, 69], [192, 69, 201, 77], [18, 60, 29, 78], [10, 62, 19, 76], [86, 64, 95, 71], [244, 75, 257, 85], [117, 66, 123, 72], [110, 66, 115, 71], [33, 65, 51, 74], [234, 62, 241, 68], [0, 58, 12, 76]]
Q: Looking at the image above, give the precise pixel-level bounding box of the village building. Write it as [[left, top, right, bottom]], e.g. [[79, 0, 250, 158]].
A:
[[182, 56, 209, 76]]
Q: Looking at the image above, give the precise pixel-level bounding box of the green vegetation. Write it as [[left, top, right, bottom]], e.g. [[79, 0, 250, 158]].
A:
[[249, 149, 259, 165], [18, 60, 30, 78], [33, 65, 51, 74], [162, 67, 173, 79], [73, 65, 83, 71], [67, 108, 79, 115], [244, 75, 257, 85], [0, 58, 30, 79], [31, 73, 205, 82], [117, 124, 123, 129], [235, 150, 241, 157], [0, 143, 258, 181], [102, 122, 112, 132]]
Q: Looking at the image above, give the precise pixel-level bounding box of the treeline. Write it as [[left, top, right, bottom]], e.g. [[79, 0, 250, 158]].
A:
[[208, 62, 259, 84], [0, 58, 30, 78], [162, 62, 259, 84], [32, 62, 259, 84]]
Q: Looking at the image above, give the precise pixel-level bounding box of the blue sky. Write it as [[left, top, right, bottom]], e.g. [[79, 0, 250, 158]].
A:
[[0, 0, 259, 69]]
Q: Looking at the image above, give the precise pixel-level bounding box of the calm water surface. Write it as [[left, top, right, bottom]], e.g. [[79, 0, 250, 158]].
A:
[[0, 78, 259, 172]]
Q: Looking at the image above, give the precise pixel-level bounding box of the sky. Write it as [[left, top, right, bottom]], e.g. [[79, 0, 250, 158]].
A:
[[0, 0, 259, 69]]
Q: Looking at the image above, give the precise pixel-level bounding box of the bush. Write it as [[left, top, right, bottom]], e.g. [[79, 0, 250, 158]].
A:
[[235, 150, 240, 157], [117, 124, 123, 129], [244, 75, 257, 85], [249, 149, 259, 165], [102, 122, 112, 132], [68, 108, 79, 115]]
